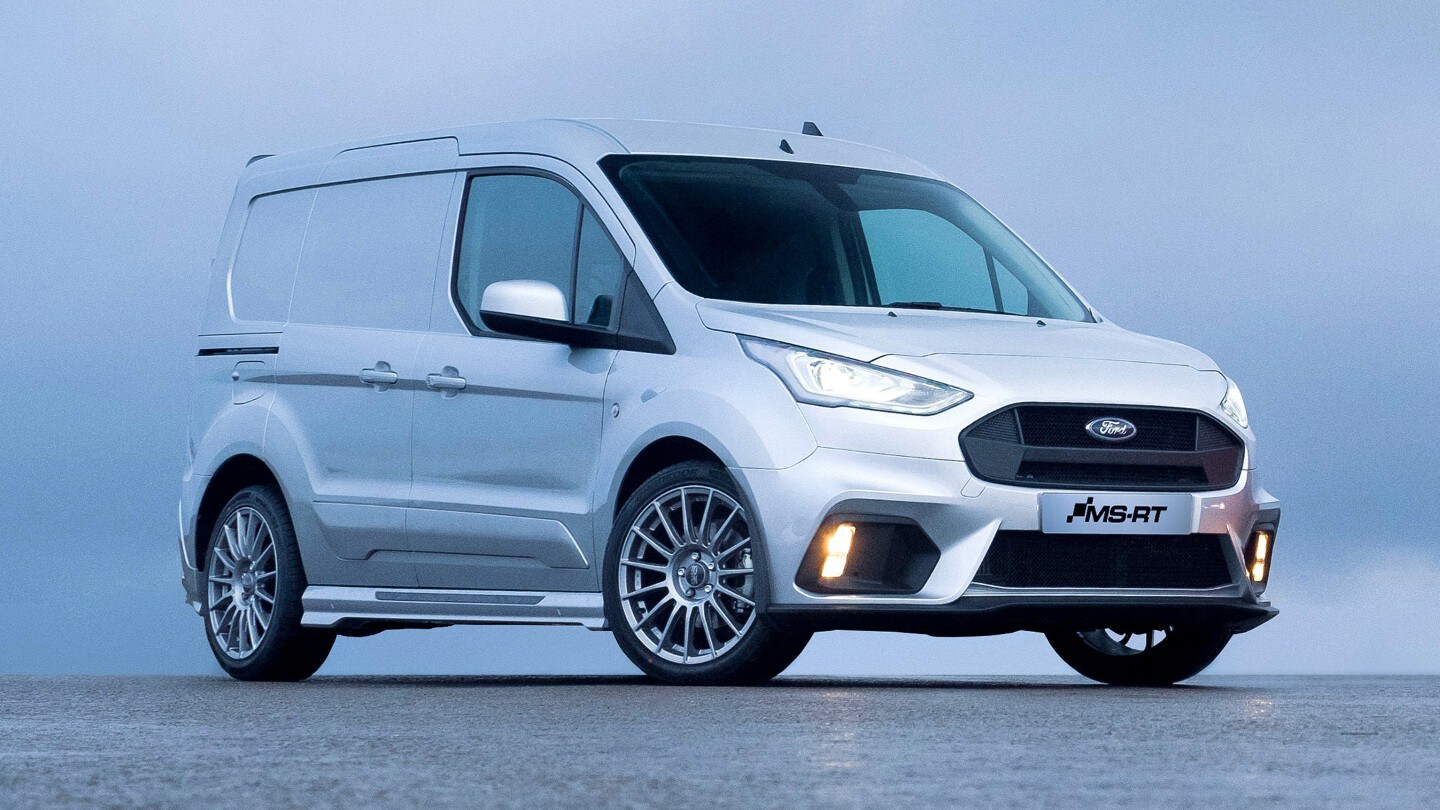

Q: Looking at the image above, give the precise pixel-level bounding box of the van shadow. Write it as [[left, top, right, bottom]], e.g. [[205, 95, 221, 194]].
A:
[[227, 674, 1241, 692]]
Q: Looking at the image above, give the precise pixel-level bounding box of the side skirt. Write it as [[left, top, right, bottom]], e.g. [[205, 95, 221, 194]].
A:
[[301, 585, 607, 630]]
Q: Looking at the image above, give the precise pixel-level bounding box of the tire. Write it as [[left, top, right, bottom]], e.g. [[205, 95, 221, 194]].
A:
[[202, 485, 335, 681], [1046, 625, 1232, 686], [603, 461, 811, 685]]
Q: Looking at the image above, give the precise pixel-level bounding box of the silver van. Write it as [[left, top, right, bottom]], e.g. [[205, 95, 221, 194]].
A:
[[181, 119, 1280, 685]]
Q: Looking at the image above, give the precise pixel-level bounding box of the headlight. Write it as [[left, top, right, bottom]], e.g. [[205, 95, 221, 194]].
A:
[[1220, 377, 1249, 429], [740, 336, 972, 415]]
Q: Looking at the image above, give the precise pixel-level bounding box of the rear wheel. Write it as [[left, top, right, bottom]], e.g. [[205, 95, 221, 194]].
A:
[[203, 485, 335, 681], [1046, 625, 1231, 685], [603, 461, 811, 685]]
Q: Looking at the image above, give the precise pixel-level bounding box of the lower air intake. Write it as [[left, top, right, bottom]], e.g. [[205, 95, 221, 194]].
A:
[[973, 532, 1234, 589]]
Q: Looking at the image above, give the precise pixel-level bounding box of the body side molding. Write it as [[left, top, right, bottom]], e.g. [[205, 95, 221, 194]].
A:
[[301, 585, 607, 629]]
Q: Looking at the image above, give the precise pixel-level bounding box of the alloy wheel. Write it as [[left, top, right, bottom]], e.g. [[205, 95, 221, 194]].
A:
[[206, 506, 278, 659], [1079, 627, 1172, 656], [616, 485, 757, 664]]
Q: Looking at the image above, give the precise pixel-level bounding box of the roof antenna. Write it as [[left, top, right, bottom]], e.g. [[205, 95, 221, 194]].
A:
[[801, 121, 824, 137], [778, 139, 795, 154]]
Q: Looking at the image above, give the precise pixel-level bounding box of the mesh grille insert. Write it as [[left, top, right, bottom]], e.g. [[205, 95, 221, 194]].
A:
[[967, 409, 1021, 442], [974, 532, 1234, 589], [1016, 406, 1199, 451], [1196, 418, 1237, 451], [1015, 462, 1209, 489]]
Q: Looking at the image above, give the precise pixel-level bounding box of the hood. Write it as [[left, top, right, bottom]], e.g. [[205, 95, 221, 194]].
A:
[[696, 300, 1219, 370]]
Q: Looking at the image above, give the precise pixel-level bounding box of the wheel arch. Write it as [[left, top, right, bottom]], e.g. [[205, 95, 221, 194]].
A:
[[612, 435, 728, 521], [195, 454, 283, 569]]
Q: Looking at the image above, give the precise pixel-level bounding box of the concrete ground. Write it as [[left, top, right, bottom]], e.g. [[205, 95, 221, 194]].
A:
[[0, 675, 1435, 807]]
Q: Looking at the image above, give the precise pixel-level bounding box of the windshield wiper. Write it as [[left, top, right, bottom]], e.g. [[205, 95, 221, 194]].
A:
[[885, 301, 997, 315]]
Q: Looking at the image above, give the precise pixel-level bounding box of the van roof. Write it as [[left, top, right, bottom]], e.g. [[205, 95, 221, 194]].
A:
[[239, 118, 939, 187]]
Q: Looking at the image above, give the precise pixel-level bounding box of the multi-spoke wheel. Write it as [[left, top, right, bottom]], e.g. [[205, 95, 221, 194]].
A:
[[1046, 625, 1232, 686], [201, 485, 334, 681], [1079, 627, 1171, 657], [618, 484, 756, 664], [207, 506, 277, 659], [604, 461, 810, 685]]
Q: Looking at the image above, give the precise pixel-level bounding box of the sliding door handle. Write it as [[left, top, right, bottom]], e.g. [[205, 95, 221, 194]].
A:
[[426, 367, 467, 392], [360, 366, 400, 386]]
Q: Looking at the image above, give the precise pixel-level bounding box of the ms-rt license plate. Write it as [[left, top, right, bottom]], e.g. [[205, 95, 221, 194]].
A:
[[1039, 493, 1195, 535]]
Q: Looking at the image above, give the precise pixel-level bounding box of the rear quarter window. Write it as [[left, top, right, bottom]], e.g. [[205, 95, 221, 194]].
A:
[[228, 189, 315, 323]]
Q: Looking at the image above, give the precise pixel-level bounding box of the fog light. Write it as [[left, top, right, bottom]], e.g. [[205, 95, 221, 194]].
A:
[[797, 517, 941, 595], [1249, 530, 1270, 582], [819, 523, 855, 579]]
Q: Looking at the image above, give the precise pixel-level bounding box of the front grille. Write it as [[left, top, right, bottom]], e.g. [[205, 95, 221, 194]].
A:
[[960, 404, 1244, 491], [966, 409, 1021, 442], [973, 531, 1234, 589], [1015, 462, 1208, 488], [1017, 405, 1196, 451], [1196, 418, 1236, 451]]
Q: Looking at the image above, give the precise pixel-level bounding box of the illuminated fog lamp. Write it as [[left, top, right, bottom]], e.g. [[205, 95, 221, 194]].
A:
[[1249, 531, 1271, 582], [819, 523, 856, 579]]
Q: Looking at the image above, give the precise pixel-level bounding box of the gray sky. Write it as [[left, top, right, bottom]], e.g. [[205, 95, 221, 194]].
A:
[[2, 2, 1437, 674]]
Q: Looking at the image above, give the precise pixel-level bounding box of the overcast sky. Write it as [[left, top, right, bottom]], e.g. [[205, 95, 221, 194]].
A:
[[2, 2, 1437, 675]]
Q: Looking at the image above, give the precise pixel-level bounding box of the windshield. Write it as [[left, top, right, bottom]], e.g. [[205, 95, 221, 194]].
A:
[[602, 155, 1091, 322]]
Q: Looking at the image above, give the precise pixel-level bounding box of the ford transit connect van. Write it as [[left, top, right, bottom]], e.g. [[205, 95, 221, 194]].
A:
[[180, 119, 1279, 685]]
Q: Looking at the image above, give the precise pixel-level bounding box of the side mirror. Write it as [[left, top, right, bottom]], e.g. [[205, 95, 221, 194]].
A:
[[476, 274, 676, 355], [478, 279, 609, 347], [480, 279, 568, 322]]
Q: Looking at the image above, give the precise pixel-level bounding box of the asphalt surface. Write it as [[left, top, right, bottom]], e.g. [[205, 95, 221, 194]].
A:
[[0, 675, 1435, 808]]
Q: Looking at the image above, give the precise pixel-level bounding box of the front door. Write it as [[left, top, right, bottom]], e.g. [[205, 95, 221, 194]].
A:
[[407, 168, 630, 591]]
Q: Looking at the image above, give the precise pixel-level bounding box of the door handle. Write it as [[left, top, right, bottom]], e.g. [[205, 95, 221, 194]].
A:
[[360, 366, 399, 386], [426, 368, 467, 392]]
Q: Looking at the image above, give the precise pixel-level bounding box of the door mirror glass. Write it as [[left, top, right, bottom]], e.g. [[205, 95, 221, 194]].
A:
[[480, 279, 568, 322]]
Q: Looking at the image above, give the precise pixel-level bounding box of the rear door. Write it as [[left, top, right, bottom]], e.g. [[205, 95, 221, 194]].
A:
[[272, 172, 457, 585], [407, 160, 631, 591]]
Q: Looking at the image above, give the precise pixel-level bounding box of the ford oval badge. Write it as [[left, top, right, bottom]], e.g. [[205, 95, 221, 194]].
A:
[[1085, 416, 1138, 442]]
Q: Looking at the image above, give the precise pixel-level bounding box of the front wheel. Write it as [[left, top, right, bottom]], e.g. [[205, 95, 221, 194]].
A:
[[1046, 625, 1232, 686], [603, 462, 811, 685]]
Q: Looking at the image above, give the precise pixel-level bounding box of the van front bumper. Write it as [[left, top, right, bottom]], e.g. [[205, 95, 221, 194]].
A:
[[732, 447, 1279, 633], [766, 592, 1276, 636]]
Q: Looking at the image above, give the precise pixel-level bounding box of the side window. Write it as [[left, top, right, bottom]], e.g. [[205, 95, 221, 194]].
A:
[[574, 209, 625, 327], [860, 209, 995, 311], [290, 173, 455, 331], [455, 175, 578, 328], [455, 174, 626, 331], [229, 189, 315, 323]]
